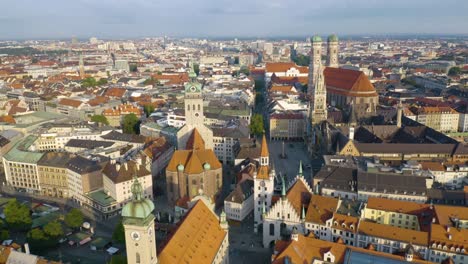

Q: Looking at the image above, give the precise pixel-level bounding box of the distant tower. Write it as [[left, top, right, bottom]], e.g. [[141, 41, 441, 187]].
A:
[[312, 65, 327, 125], [184, 64, 204, 127], [79, 55, 85, 78], [397, 100, 403, 128], [326, 34, 339, 68], [122, 177, 158, 264], [308, 35, 322, 95]]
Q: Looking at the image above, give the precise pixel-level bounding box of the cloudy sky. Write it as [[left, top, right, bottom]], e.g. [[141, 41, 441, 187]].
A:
[[1, 0, 467, 39]]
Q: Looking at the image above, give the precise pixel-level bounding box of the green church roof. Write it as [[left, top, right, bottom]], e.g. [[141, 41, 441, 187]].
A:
[[328, 34, 339, 42], [122, 177, 155, 220], [311, 35, 322, 43]]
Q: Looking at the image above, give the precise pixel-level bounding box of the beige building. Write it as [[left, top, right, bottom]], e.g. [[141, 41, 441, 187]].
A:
[[102, 103, 143, 127], [2, 135, 43, 193], [102, 160, 153, 208], [269, 112, 305, 141], [37, 152, 74, 198], [67, 155, 103, 206], [408, 106, 459, 133]]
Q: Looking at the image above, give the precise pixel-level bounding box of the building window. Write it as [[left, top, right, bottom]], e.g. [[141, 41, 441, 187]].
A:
[[269, 223, 275, 236], [136, 253, 141, 264]]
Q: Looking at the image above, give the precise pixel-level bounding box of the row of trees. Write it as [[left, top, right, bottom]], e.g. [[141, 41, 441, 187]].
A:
[[82, 77, 108, 88], [3, 199, 84, 252]]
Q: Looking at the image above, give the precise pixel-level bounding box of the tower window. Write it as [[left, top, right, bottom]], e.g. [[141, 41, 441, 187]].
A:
[[136, 253, 141, 264], [198, 104, 201, 111]]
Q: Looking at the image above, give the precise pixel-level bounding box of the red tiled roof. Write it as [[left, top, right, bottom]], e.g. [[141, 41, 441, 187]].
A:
[[266, 62, 308, 74], [324, 67, 377, 98], [58, 98, 82, 108]]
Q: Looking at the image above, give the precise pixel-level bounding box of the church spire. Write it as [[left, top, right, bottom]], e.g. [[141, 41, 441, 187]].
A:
[[298, 160, 303, 176], [260, 133, 269, 158]]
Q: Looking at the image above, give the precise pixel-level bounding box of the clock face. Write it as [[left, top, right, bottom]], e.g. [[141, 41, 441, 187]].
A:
[[315, 59, 320, 63], [131, 231, 141, 241], [195, 113, 199, 117], [148, 227, 153, 236], [260, 181, 265, 187], [190, 86, 196, 92]]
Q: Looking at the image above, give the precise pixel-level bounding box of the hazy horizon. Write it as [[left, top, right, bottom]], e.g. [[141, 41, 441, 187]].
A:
[[1, 0, 467, 40]]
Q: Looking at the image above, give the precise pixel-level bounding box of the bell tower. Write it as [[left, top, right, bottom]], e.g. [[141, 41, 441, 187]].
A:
[[326, 34, 339, 68], [308, 35, 322, 95], [122, 177, 158, 264], [184, 63, 204, 126], [312, 65, 327, 125]]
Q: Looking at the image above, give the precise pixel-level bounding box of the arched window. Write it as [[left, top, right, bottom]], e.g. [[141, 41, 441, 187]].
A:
[[136, 253, 141, 264], [193, 104, 196, 111], [198, 104, 201, 111], [269, 223, 275, 236]]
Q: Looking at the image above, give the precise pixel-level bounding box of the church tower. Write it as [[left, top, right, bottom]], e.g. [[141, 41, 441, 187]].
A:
[[184, 65, 204, 127], [326, 34, 339, 68], [253, 134, 275, 232], [176, 63, 213, 150], [312, 65, 327, 125], [122, 177, 158, 264], [308, 35, 322, 95]]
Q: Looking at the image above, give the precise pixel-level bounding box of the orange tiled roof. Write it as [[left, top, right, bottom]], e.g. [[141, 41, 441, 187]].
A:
[[186, 128, 205, 151], [260, 134, 269, 157], [366, 197, 431, 215], [104, 87, 126, 98], [332, 213, 359, 233], [359, 220, 428, 246], [270, 85, 297, 94], [433, 205, 468, 227], [305, 195, 339, 224], [272, 234, 432, 264], [0, 115, 16, 124], [429, 224, 468, 253], [324, 67, 378, 98], [167, 149, 221, 174], [256, 165, 270, 180], [58, 98, 83, 108], [285, 179, 312, 215], [266, 62, 308, 74], [158, 200, 227, 264]]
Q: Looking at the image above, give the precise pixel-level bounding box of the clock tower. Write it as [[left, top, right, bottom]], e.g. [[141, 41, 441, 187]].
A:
[[184, 66, 204, 126], [122, 177, 157, 264]]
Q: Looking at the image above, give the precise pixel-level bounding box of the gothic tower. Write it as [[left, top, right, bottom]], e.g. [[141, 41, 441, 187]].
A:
[[122, 177, 158, 264], [253, 134, 275, 233], [326, 34, 339, 68], [312, 65, 327, 125], [308, 35, 322, 95]]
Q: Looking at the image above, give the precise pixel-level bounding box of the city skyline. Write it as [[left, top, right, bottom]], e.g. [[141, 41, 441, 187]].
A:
[[1, 0, 467, 39]]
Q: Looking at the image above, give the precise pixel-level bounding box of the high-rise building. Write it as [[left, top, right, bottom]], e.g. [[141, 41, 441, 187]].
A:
[[308, 35, 322, 95], [122, 177, 158, 264], [79, 55, 85, 78], [326, 34, 339, 68]]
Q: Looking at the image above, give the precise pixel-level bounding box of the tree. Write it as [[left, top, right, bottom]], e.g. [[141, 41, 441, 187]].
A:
[[239, 66, 250, 76], [43, 221, 63, 238], [249, 114, 265, 136], [90, 114, 109, 125], [292, 54, 310, 66], [3, 199, 31, 230], [0, 230, 9, 241], [122, 113, 140, 134], [129, 64, 138, 72], [112, 220, 125, 243], [193, 63, 200, 75], [448, 66, 461, 76], [109, 255, 127, 264], [65, 209, 84, 229], [82, 77, 98, 88], [97, 78, 108, 85], [27, 228, 56, 251], [143, 105, 155, 117]]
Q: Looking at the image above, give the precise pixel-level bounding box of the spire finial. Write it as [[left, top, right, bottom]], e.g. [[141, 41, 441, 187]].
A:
[[298, 160, 303, 176], [281, 175, 286, 198], [131, 176, 143, 201], [301, 204, 306, 220]]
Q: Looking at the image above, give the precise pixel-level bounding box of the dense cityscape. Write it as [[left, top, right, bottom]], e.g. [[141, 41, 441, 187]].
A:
[[0, 4, 467, 264]]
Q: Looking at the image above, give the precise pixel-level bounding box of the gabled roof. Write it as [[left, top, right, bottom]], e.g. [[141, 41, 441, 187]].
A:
[[158, 200, 227, 264], [285, 179, 312, 215], [265, 62, 308, 74], [358, 220, 428, 246], [167, 149, 221, 174], [103, 160, 150, 184], [58, 98, 83, 108], [305, 195, 339, 224], [324, 67, 377, 97], [186, 128, 205, 151]]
